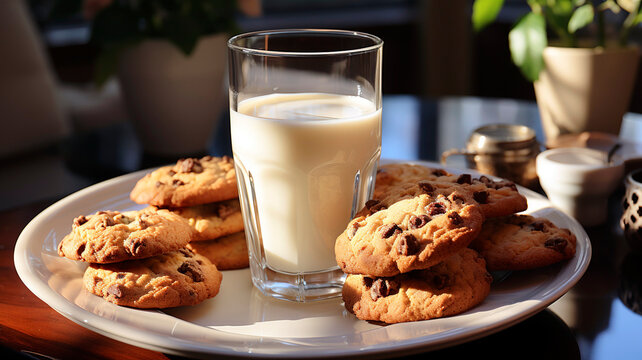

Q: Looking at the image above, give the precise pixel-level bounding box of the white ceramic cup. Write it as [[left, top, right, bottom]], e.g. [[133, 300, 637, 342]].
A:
[[536, 147, 624, 226]]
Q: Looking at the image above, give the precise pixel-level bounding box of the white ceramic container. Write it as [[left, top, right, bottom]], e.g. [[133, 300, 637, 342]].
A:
[[537, 147, 624, 226]]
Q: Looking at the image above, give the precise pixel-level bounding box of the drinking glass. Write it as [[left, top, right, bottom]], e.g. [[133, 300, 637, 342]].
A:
[[228, 29, 383, 301]]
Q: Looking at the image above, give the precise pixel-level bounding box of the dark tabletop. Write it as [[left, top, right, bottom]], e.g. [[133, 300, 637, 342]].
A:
[[2, 95, 642, 359]]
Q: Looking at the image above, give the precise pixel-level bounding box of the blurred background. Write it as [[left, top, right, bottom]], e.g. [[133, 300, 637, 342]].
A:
[[2, 0, 642, 209]]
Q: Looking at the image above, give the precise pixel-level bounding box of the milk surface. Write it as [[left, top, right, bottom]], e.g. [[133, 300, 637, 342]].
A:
[[231, 93, 381, 273]]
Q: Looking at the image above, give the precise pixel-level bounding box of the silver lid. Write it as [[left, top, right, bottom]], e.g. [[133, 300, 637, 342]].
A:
[[466, 124, 538, 154]]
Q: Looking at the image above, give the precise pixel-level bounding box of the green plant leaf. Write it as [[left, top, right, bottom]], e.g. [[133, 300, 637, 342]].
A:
[[568, 4, 594, 33], [509, 12, 547, 82], [472, 0, 505, 31]]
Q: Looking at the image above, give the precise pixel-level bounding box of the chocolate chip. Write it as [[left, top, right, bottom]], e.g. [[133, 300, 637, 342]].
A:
[[418, 181, 434, 193], [483, 178, 516, 190], [638, 207, 642, 217], [116, 273, 125, 279], [178, 261, 204, 282], [76, 243, 85, 256], [633, 193, 638, 204], [409, 215, 430, 229], [363, 277, 374, 288], [456, 174, 472, 184], [432, 274, 449, 290], [172, 179, 185, 187], [179, 158, 203, 173], [179, 248, 194, 257], [544, 238, 567, 253], [216, 203, 236, 219], [397, 233, 419, 255], [347, 222, 360, 240], [631, 215, 637, 224], [107, 284, 123, 298], [427, 202, 447, 216], [73, 215, 88, 227], [449, 194, 465, 203], [365, 199, 381, 209], [365, 199, 385, 214], [531, 222, 545, 232], [126, 238, 146, 256], [97, 216, 115, 230], [624, 199, 630, 210], [448, 212, 463, 225], [380, 224, 402, 238], [477, 175, 492, 185], [432, 169, 448, 176], [370, 278, 399, 300], [473, 190, 489, 204]]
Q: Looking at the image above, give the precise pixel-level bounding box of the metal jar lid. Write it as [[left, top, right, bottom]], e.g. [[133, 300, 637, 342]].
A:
[[466, 124, 538, 154]]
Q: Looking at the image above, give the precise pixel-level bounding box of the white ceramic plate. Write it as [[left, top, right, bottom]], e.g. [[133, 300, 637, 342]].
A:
[[14, 162, 591, 359]]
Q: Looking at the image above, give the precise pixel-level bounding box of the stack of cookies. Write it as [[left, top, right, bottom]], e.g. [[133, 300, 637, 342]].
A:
[[57, 208, 223, 308], [336, 163, 577, 324], [129, 156, 248, 271], [57, 155, 248, 309]]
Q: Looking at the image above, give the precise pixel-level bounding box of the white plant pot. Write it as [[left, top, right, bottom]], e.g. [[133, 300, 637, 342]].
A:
[[534, 46, 640, 145], [117, 34, 228, 156]]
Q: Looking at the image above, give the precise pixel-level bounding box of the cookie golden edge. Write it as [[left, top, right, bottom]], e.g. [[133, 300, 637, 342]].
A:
[[129, 156, 238, 208], [470, 214, 577, 271], [83, 249, 222, 308], [57, 208, 195, 264], [335, 193, 484, 277], [186, 231, 249, 270], [342, 248, 492, 324]]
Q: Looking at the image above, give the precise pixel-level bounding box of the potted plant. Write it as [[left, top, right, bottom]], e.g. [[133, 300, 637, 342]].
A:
[[472, 0, 641, 145], [56, 0, 259, 157]]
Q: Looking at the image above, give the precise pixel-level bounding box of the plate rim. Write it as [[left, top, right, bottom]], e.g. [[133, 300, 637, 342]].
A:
[[14, 161, 592, 358]]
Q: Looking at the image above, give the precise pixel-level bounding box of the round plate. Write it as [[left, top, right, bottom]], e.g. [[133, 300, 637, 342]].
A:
[[14, 161, 591, 358]]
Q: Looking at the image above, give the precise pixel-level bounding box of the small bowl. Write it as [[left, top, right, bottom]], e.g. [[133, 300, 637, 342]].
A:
[[536, 147, 624, 226]]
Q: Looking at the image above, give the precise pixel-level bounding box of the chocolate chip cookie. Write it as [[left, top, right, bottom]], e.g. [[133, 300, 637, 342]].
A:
[[83, 248, 222, 308], [58, 208, 194, 263], [186, 231, 249, 270], [153, 199, 244, 241], [342, 248, 492, 324], [375, 163, 527, 218], [470, 214, 577, 271], [335, 192, 484, 277], [130, 156, 237, 208]]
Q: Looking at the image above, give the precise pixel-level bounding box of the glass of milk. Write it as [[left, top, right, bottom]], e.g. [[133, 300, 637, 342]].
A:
[[228, 29, 383, 301]]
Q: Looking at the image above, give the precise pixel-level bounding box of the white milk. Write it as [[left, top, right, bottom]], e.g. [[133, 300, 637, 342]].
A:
[[231, 93, 381, 273]]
